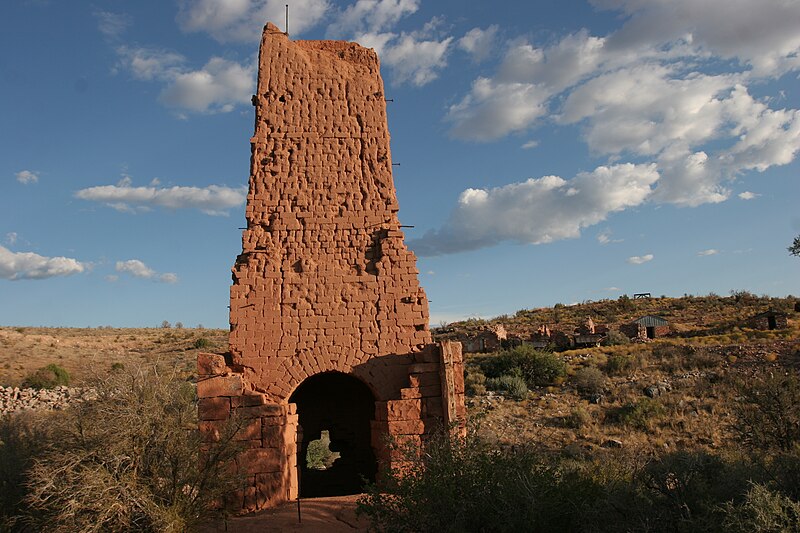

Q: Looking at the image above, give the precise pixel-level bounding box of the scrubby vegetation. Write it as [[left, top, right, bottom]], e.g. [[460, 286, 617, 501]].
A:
[[0, 365, 244, 532], [20, 363, 70, 389], [359, 375, 800, 532]]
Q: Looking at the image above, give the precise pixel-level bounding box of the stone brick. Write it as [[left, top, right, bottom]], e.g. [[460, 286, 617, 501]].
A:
[[197, 375, 243, 398], [197, 353, 228, 376], [198, 397, 231, 420]]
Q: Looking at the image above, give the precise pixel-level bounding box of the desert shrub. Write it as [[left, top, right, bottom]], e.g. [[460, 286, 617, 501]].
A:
[[573, 366, 605, 394], [723, 483, 800, 532], [486, 374, 528, 400], [734, 373, 800, 452], [193, 337, 211, 349], [638, 451, 754, 529], [110, 362, 125, 372], [464, 367, 486, 396], [0, 412, 54, 530], [21, 363, 70, 389], [481, 346, 566, 388], [613, 398, 665, 430], [19, 365, 244, 532], [603, 330, 630, 346], [605, 353, 645, 376], [357, 434, 608, 533], [566, 406, 592, 429]]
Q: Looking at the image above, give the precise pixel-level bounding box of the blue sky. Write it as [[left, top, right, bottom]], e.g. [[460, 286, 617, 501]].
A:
[[1, 0, 799, 328]]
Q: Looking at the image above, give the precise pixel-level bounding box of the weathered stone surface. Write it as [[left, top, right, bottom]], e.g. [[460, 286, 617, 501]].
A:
[[197, 375, 244, 398], [198, 397, 231, 420], [197, 21, 466, 513], [197, 353, 228, 376]]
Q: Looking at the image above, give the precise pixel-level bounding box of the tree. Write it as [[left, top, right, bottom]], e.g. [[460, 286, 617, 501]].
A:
[[789, 235, 800, 257]]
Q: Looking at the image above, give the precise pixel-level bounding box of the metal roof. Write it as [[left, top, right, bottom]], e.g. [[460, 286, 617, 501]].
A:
[[633, 315, 668, 327]]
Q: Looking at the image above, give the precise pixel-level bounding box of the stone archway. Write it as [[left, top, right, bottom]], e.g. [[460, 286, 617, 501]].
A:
[[289, 372, 377, 497]]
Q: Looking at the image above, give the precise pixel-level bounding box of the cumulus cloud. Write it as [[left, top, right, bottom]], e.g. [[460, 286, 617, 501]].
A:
[[458, 25, 499, 62], [409, 163, 658, 256], [627, 254, 654, 265], [75, 180, 247, 215], [444, 0, 800, 212], [738, 191, 759, 200], [116, 259, 178, 283], [697, 249, 719, 256], [378, 32, 453, 86], [15, 170, 39, 184], [177, 0, 330, 42], [336, 0, 418, 34], [116, 47, 255, 113], [0, 246, 86, 280]]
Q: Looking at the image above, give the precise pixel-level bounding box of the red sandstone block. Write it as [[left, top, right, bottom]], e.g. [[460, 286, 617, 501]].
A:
[[197, 375, 244, 398], [198, 397, 231, 420], [199, 420, 225, 442], [408, 362, 439, 373], [386, 419, 424, 435], [197, 353, 228, 376], [387, 399, 421, 420], [235, 419, 262, 441], [400, 387, 422, 399], [408, 372, 440, 388], [238, 447, 284, 475], [237, 403, 285, 418], [231, 392, 268, 407]]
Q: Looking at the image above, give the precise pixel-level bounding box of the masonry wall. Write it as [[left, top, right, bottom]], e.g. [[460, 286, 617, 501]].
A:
[[198, 23, 465, 512]]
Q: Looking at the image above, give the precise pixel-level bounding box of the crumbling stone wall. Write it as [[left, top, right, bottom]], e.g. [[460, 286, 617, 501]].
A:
[[198, 23, 465, 512]]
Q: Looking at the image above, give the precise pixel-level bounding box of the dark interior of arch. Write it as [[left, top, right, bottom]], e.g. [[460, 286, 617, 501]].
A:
[[289, 372, 377, 497]]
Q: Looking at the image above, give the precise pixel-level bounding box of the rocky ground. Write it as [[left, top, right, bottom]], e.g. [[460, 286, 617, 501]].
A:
[[0, 385, 96, 416]]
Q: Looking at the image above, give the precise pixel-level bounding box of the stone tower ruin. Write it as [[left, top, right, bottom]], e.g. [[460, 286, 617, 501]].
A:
[[197, 22, 465, 511]]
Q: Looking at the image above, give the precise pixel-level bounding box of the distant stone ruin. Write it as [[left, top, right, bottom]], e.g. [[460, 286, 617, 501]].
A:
[[197, 23, 465, 511]]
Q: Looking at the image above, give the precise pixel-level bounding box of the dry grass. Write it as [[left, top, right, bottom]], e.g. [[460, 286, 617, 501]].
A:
[[0, 327, 227, 387]]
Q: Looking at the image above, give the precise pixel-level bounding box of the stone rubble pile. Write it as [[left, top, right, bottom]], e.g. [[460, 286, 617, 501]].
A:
[[0, 385, 97, 416]]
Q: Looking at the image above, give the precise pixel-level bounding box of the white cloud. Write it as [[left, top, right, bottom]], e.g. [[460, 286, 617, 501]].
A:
[[116, 260, 178, 283], [594, 0, 800, 76], [159, 57, 255, 113], [116, 46, 185, 81], [738, 191, 759, 200], [378, 33, 453, 86], [458, 25, 499, 62], [0, 246, 86, 280], [409, 163, 658, 256], [176, 0, 330, 42], [5, 233, 17, 245], [15, 170, 39, 184], [75, 180, 247, 216], [697, 249, 719, 256], [116, 47, 255, 113], [336, 0, 419, 34], [597, 229, 623, 245], [104, 274, 119, 282], [447, 78, 549, 141], [521, 140, 539, 150], [603, 286, 621, 291], [94, 10, 132, 40], [627, 254, 654, 265], [444, 0, 800, 211]]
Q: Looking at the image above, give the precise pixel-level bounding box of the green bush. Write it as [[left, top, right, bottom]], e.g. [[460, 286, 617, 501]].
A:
[[481, 346, 566, 388], [573, 366, 605, 394], [614, 398, 665, 430], [193, 337, 211, 349], [605, 353, 644, 376], [723, 483, 800, 532], [566, 406, 592, 429], [21, 364, 70, 389], [602, 330, 630, 346], [486, 374, 528, 400], [12, 365, 245, 532], [464, 367, 486, 396], [306, 430, 339, 470], [734, 373, 800, 452]]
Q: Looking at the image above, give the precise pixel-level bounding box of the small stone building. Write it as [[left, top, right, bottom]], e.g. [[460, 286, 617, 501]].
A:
[[747, 310, 788, 330], [197, 24, 465, 513], [620, 315, 670, 340], [457, 324, 507, 353]]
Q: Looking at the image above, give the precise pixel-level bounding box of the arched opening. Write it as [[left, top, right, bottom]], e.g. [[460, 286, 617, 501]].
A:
[[289, 372, 377, 497]]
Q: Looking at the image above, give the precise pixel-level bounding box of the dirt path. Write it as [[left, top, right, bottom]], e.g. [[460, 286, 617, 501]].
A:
[[199, 495, 370, 532]]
